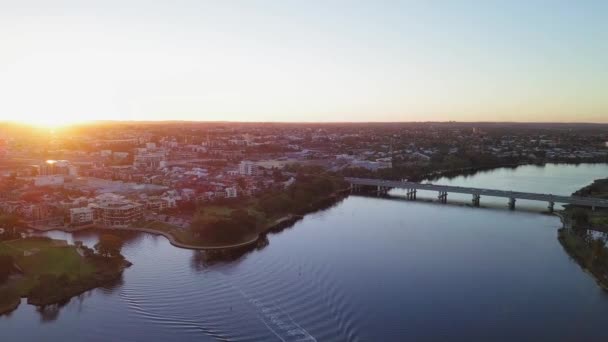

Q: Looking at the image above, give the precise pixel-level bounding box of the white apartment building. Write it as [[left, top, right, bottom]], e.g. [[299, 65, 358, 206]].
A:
[[225, 187, 238, 198], [91, 201, 144, 227], [133, 150, 166, 169], [238, 161, 259, 176], [69, 207, 94, 225]]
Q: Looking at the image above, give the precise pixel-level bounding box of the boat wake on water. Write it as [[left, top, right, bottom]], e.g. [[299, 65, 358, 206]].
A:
[[118, 281, 317, 341], [233, 285, 317, 342]]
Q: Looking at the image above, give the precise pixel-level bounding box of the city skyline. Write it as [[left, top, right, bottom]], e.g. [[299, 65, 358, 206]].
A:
[[1, 1, 608, 126]]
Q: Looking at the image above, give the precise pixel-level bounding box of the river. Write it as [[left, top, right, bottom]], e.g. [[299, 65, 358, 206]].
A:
[[2, 163, 608, 341]]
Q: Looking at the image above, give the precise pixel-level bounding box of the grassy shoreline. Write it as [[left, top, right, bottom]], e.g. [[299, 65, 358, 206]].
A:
[[0, 294, 20, 315], [557, 228, 608, 291], [0, 237, 129, 315], [141, 188, 349, 248], [557, 176, 608, 292], [28, 189, 350, 251]]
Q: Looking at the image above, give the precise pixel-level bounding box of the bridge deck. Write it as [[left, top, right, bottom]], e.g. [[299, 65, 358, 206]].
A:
[[346, 178, 608, 208]]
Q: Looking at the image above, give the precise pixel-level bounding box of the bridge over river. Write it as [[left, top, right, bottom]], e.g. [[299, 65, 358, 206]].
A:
[[345, 177, 608, 212]]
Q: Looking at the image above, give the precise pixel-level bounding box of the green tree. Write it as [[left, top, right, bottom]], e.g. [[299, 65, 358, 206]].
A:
[[0, 255, 15, 283], [0, 215, 21, 229], [94, 234, 124, 258], [571, 208, 590, 226], [589, 237, 607, 266], [259, 193, 293, 215], [236, 177, 247, 190]]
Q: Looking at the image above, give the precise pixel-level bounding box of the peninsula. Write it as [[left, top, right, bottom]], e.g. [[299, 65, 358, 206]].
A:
[[143, 172, 347, 248], [0, 234, 130, 315]]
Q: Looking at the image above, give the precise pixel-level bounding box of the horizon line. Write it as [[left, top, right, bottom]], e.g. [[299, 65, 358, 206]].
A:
[[2, 120, 608, 126]]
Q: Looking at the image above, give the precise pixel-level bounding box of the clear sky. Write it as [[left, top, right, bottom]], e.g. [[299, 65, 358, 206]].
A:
[[1, 0, 607, 125]]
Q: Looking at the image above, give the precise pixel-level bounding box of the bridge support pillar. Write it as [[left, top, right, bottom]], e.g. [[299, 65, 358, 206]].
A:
[[548, 201, 554, 213], [472, 194, 480, 207], [406, 189, 417, 200], [377, 186, 390, 196], [509, 198, 516, 210], [438, 191, 447, 204]]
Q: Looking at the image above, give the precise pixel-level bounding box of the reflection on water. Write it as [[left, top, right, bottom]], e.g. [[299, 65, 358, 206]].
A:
[[190, 236, 269, 271], [37, 304, 61, 323], [3, 163, 608, 341]]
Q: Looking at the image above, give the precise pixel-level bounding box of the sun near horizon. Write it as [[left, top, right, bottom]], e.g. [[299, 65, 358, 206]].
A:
[[10, 116, 91, 129]]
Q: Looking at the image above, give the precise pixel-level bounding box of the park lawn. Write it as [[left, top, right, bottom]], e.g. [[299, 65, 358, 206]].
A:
[[5, 238, 60, 250], [202, 205, 234, 217], [0, 242, 19, 257], [590, 214, 608, 227], [0, 239, 60, 258], [1, 237, 130, 314], [17, 247, 95, 278], [0, 238, 96, 295]]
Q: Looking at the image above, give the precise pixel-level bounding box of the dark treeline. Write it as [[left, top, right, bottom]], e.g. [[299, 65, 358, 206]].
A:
[[189, 169, 346, 245], [558, 228, 608, 289]]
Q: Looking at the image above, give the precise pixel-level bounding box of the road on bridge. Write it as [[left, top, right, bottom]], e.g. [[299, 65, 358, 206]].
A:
[[346, 177, 608, 209]]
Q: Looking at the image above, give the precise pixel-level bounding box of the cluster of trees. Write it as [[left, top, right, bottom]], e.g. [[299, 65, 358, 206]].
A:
[[0, 286, 19, 310], [94, 234, 124, 259], [571, 208, 590, 226], [257, 174, 344, 217], [190, 209, 258, 244], [341, 151, 526, 182], [28, 273, 73, 302], [0, 215, 24, 241], [573, 178, 608, 198], [189, 173, 346, 245], [0, 255, 16, 283], [559, 228, 608, 277]]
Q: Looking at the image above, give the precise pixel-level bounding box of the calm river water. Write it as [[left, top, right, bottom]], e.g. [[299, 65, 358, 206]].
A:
[[2, 163, 608, 341]]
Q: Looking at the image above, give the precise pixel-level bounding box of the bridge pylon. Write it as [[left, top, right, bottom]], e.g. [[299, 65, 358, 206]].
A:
[[406, 189, 417, 200], [508, 198, 516, 210], [438, 191, 447, 204], [376, 185, 390, 196], [472, 194, 481, 207]]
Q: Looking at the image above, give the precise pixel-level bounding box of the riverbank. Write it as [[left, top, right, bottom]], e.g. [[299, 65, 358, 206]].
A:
[[419, 161, 608, 182], [418, 162, 527, 181], [0, 237, 129, 315], [558, 228, 608, 291], [0, 293, 20, 315], [557, 176, 608, 292], [28, 189, 350, 251]]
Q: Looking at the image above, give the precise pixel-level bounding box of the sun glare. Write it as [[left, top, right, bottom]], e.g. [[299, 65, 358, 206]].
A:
[[14, 116, 87, 129]]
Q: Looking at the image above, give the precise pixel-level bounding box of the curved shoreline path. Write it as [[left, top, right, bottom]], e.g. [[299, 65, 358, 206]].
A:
[[108, 227, 261, 250], [29, 225, 260, 250], [29, 190, 348, 250], [28, 214, 306, 251]]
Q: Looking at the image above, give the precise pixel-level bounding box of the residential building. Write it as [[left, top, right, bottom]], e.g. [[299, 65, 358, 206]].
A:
[[225, 186, 238, 198], [70, 207, 94, 225], [91, 201, 144, 227], [239, 161, 259, 176]]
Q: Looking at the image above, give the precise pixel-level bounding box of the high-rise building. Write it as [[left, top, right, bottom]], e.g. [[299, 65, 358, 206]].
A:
[[238, 161, 259, 176]]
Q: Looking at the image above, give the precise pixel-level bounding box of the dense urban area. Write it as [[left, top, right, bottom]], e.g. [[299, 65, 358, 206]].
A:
[[0, 122, 607, 240]]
